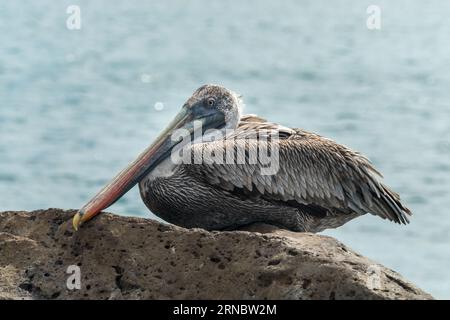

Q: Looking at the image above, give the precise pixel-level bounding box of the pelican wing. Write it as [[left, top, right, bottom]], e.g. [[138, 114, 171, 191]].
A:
[[185, 115, 411, 224]]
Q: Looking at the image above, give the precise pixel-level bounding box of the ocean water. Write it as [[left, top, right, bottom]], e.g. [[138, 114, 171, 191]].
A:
[[1, 0, 449, 298]]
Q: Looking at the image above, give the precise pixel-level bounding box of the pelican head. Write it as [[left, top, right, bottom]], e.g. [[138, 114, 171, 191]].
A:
[[73, 84, 243, 230]]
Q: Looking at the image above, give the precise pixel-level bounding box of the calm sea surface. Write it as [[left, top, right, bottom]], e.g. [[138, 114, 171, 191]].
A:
[[1, 0, 449, 298]]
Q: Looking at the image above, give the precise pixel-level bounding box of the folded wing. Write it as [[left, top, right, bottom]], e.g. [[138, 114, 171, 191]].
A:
[[185, 115, 411, 224]]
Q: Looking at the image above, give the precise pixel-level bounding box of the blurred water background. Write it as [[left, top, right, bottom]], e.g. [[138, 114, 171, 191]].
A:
[[1, 0, 449, 298]]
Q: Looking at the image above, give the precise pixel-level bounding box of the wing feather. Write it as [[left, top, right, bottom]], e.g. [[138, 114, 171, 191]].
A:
[[183, 117, 411, 224]]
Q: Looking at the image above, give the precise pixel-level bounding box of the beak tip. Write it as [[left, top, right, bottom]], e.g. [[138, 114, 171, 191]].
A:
[[72, 212, 82, 231]]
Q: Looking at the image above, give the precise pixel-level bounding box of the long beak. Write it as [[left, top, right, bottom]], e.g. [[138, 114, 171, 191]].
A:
[[73, 106, 194, 230]]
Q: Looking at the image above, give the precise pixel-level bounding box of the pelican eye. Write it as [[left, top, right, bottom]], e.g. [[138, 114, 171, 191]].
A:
[[206, 97, 216, 107]]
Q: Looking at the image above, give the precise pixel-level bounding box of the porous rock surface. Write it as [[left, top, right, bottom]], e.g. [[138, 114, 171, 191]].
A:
[[0, 209, 432, 300]]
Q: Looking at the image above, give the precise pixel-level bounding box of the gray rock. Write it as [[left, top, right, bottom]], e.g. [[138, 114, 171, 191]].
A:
[[0, 209, 432, 300]]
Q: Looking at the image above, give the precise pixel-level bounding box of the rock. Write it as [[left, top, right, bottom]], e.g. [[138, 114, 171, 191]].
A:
[[0, 209, 432, 300]]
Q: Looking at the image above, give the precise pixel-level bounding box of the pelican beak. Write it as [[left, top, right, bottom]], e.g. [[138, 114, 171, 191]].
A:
[[72, 103, 225, 230], [73, 107, 191, 230]]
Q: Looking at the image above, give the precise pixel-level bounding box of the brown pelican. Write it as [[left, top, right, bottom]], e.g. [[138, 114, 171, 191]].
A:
[[72, 84, 411, 232]]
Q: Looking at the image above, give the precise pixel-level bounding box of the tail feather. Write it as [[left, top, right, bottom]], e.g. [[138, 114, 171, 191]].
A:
[[371, 185, 412, 224]]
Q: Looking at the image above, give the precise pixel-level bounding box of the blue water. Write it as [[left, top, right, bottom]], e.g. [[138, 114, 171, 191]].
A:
[[1, 0, 449, 298]]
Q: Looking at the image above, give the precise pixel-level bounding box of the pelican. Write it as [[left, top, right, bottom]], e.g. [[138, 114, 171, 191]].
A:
[[73, 84, 411, 232]]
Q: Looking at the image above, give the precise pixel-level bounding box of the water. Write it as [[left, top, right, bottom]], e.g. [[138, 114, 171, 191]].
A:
[[1, 0, 449, 298]]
